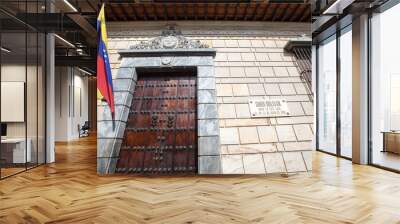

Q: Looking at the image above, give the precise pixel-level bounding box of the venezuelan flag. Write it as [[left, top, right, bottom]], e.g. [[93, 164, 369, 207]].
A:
[[97, 4, 115, 118]]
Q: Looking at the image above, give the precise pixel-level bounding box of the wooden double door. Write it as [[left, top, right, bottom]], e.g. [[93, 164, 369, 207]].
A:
[[116, 73, 197, 175]]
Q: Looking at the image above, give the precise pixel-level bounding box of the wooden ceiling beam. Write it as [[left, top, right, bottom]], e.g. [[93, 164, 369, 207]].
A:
[[200, 3, 205, 20], [214, 3, 218, 20], [299, 6, 310, 22], [204, 3, 208, 20], [128, 4, 137, 20], [193, 3, 197, 20], [282, 4, 297, 21], [86, 0, 97, 12], [251, 3, 260, 21], [163, 4, 168, 20], [262, 4, 271, 21], [188, 3, 193, 20], [270, 4, 279, 21], [201, 3, 206, 20], [173, 4, 178, 20], [109, 5, 121, 21], [223, 3, 229, 20], [194, 3, 198, 20], [243, 3, 250, 21], [232, 4, 237, 20], [234, 3, 240, 20], [278, 4, 290, 21], [290, 4, 305, 22], [151, 4, 158, 20], [183, 3, 188, 20], [118, 4, 130, 21], [129, 4, 140, 20], [104, 6, 116, 21], [141, 4, 149, 20], [271, 5, 287, 21], [118, 8, 127, 21]]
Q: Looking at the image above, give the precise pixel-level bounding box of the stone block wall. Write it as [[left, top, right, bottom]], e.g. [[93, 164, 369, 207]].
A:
[[106, 21, 313, 175]]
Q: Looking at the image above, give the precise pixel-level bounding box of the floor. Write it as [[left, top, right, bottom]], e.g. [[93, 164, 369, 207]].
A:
[[0, 136, 400, 223], [0, 167, 26, 178], [1, 163, 44, 179], [372, 150, 400, 171]]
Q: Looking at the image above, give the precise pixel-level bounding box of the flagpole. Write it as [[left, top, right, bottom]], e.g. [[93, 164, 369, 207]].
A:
[[111, 108, 115, 131]]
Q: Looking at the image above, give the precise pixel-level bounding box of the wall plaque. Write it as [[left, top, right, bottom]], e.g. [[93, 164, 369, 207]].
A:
[[249, 98, 290, 118]]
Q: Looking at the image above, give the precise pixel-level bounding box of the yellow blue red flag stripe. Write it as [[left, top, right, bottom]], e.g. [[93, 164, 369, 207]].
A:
[[97, 4, 115, 117]]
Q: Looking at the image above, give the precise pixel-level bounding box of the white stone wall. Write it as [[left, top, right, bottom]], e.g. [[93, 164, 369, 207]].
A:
[[107, 21, 313, 174]]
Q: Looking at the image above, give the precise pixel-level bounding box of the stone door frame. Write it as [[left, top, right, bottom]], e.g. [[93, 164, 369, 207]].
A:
[[97, 49, 221, 175]]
